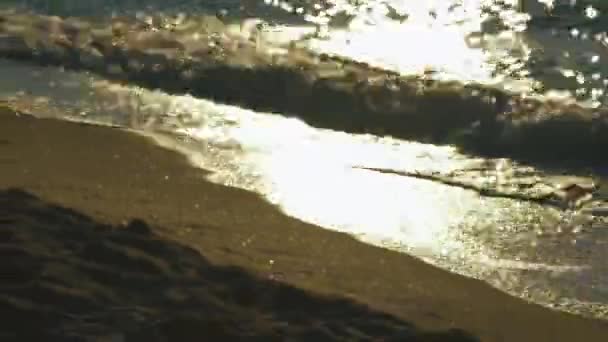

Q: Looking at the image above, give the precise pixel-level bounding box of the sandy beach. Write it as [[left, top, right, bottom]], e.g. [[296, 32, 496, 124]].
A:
[[1, 107, 608, 341]]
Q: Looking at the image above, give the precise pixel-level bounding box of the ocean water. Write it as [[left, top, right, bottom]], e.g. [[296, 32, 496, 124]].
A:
[[2, 0, 608, 319]]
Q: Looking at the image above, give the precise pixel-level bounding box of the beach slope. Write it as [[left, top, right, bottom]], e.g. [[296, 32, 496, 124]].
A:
[[1, 109, 607, 341]]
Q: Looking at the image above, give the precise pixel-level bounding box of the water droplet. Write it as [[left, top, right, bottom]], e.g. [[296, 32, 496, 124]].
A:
[[585, 6, 600, 19], [570, 28, 580, 38], [576, 73, 585, 84]]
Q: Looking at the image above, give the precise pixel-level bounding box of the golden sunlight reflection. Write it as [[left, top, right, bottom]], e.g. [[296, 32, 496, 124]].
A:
[[254, 0, 608, 104], [306, 0, 496, 82], [246, 137, 473, 255], [267, 0, 519, 84], [311, 21, 494, 82]]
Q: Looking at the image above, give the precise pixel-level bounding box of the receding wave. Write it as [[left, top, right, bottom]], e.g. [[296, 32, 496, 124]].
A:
[[1, 10, 608, 165]]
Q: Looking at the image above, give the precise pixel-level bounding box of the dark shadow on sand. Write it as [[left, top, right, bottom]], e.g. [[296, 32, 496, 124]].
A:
[[0, 188, 479, 342]]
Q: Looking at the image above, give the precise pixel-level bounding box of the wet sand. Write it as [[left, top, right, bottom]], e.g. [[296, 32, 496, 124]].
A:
[[1, 108, 608, 341]]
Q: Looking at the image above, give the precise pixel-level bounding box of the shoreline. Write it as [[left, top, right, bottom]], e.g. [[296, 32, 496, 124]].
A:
[[2, 109, 608, 341]]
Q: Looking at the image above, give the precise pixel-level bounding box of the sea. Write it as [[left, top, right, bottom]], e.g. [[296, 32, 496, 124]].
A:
[[2, 0, 608, 319]]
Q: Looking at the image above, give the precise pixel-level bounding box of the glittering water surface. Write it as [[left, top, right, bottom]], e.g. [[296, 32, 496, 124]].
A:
[[3, 0, 608, 319]]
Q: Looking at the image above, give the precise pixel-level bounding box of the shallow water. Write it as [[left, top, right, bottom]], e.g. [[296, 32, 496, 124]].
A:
[[2, 0, 608, 319]]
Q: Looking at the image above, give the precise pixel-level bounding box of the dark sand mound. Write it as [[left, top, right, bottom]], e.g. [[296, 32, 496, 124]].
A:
[[0, 189, 475, 341], [1, 109, 608, 341]]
